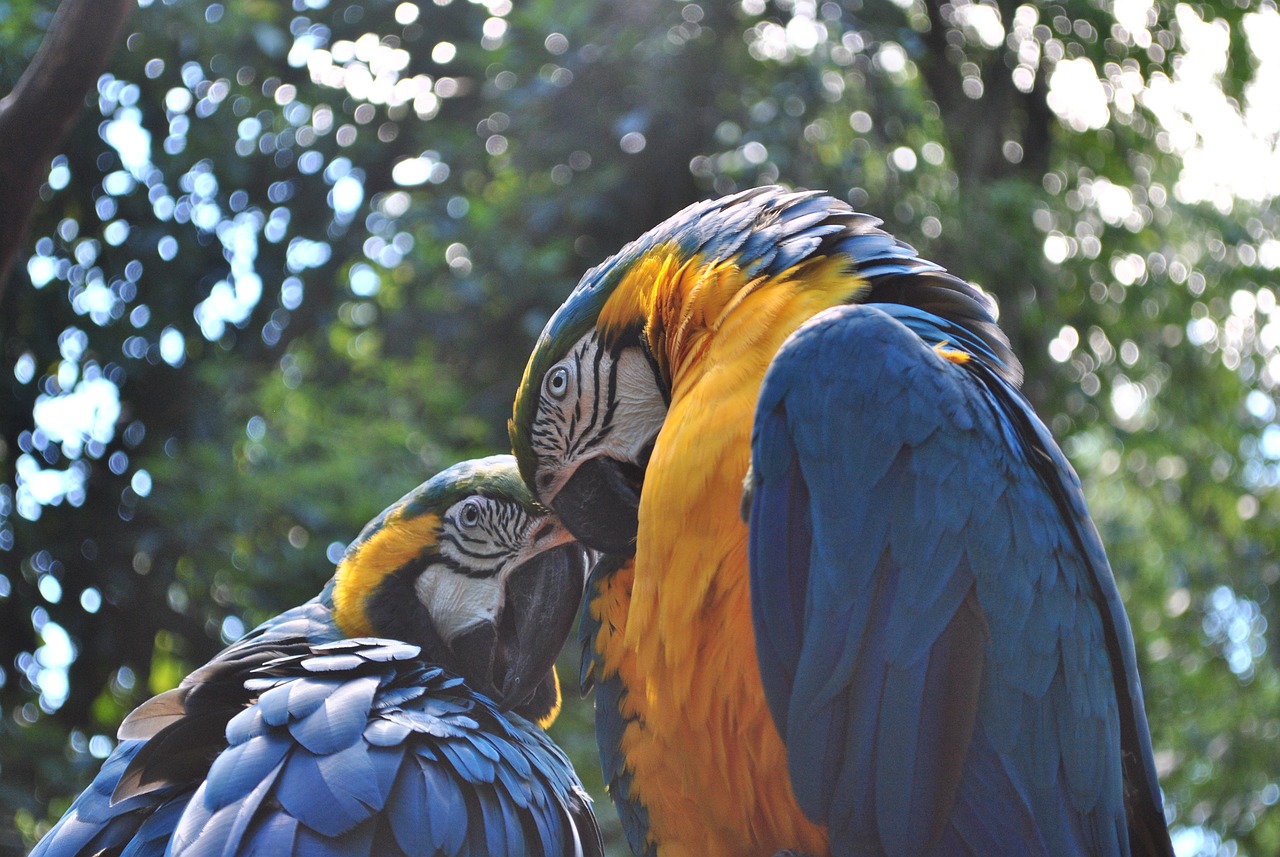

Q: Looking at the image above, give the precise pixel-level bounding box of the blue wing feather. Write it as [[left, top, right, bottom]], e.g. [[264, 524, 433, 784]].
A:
[[272, 746, 376, 837], [238, 812, 298, 854], [201, 732, 289, 808], [34, 594, 601, 857], [749, 303, 1171, 857], [387, 756, 431, 857], [288, 674, 380, 753], [748, 433, 810, 734], [117, 797, 187, 857]]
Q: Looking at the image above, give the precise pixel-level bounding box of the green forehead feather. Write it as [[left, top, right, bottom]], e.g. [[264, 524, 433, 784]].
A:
[[404, 454, 536, 515], [345, 455, 537, 561]]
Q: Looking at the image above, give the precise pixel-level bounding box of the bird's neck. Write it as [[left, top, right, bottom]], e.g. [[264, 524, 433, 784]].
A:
[[332, 512, 441, 638], [628, 253, 856, 644]]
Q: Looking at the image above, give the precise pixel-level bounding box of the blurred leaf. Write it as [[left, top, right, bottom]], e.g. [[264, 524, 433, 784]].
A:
[[2, 0, 1279, 854]]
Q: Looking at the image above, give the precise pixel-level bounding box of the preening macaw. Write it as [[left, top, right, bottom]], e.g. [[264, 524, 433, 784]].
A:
[[32, 455, 602, 857], [509, 186, 1175, 857]]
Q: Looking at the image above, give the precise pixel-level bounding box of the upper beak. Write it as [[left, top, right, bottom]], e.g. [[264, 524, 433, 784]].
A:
[[550, 456, 642, 555], [449, 538, 588, 714], [495, 542, 587, 709]]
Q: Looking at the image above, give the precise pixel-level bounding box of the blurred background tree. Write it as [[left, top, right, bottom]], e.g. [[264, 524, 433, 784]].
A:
[[1, 0, 1277, 854]]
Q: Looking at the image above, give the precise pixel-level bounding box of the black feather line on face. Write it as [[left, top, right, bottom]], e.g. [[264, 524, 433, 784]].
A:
[[436, 497, 536, 578], [557, 327, 668, 466], [562, 335, 600, 462], [579, 343, 620, 457], [609, 325, 670, 403], [640, 328, 671, 407], [436, 533, 510, 573]]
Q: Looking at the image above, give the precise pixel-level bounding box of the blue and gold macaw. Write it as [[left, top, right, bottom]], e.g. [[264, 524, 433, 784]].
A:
[[32, 456, 602, 857], [509, 187, 1175, 857]]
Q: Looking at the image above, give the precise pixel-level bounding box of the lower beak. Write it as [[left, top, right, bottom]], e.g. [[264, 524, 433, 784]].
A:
[[449, 544, 588, 716], [551, 456, 642, 555]]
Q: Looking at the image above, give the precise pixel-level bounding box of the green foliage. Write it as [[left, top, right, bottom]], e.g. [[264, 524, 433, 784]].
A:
[[2, 0, 1278, 854]]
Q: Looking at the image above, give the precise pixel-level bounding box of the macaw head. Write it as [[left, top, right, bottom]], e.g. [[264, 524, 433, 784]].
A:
[[332, 455, 587, 726], [510, 186, 1019, 556], [507, 187, 816, 556], [507, 195, 707, 556]]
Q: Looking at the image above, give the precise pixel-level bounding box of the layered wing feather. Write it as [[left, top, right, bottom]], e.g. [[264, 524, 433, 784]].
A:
[[33, 598, 601, 857], [28, 739, 183, 857], [171, 639, 600, 857], [30, 599, 340, 857], [748, 303, 1171, 857]]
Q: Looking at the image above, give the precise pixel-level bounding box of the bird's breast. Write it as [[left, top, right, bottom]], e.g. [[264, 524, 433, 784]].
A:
[[596, 279, 849, 856]]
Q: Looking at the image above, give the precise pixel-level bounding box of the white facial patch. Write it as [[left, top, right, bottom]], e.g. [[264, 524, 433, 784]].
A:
[[437, 495, 530, 574], [532, 330, 668, 499], [415, 563, 504, 643], [612, 345, 668, 460]]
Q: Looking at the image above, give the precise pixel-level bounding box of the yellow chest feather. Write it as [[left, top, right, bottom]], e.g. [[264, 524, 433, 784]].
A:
[[593, 258, 858, 856]]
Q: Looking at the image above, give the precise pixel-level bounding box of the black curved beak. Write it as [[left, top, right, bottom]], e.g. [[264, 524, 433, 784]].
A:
[[450, 543, 587, 716], [552, 456, 642, 555], [498, 542, 586, 709]]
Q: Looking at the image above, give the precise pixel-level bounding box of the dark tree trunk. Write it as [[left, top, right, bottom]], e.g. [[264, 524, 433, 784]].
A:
[[0, 0, 136, 300], [918, 0, 1054, 187]]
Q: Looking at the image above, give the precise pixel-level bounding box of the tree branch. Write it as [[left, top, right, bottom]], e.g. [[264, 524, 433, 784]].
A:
[[0, 0, 135, 301]]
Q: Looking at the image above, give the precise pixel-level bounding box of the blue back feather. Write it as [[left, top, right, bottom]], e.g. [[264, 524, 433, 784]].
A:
[[32, 594, 601, 857]]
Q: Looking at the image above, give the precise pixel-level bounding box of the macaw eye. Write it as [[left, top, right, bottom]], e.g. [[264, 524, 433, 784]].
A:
[[460, 500, 482, 527], [546, 366, 570, 400]]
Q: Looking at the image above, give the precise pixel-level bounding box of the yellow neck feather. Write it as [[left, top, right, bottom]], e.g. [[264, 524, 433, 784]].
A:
[[593, 249, 863, 855], [599, 247, 865, 387], [333, 512, 441, 638]]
